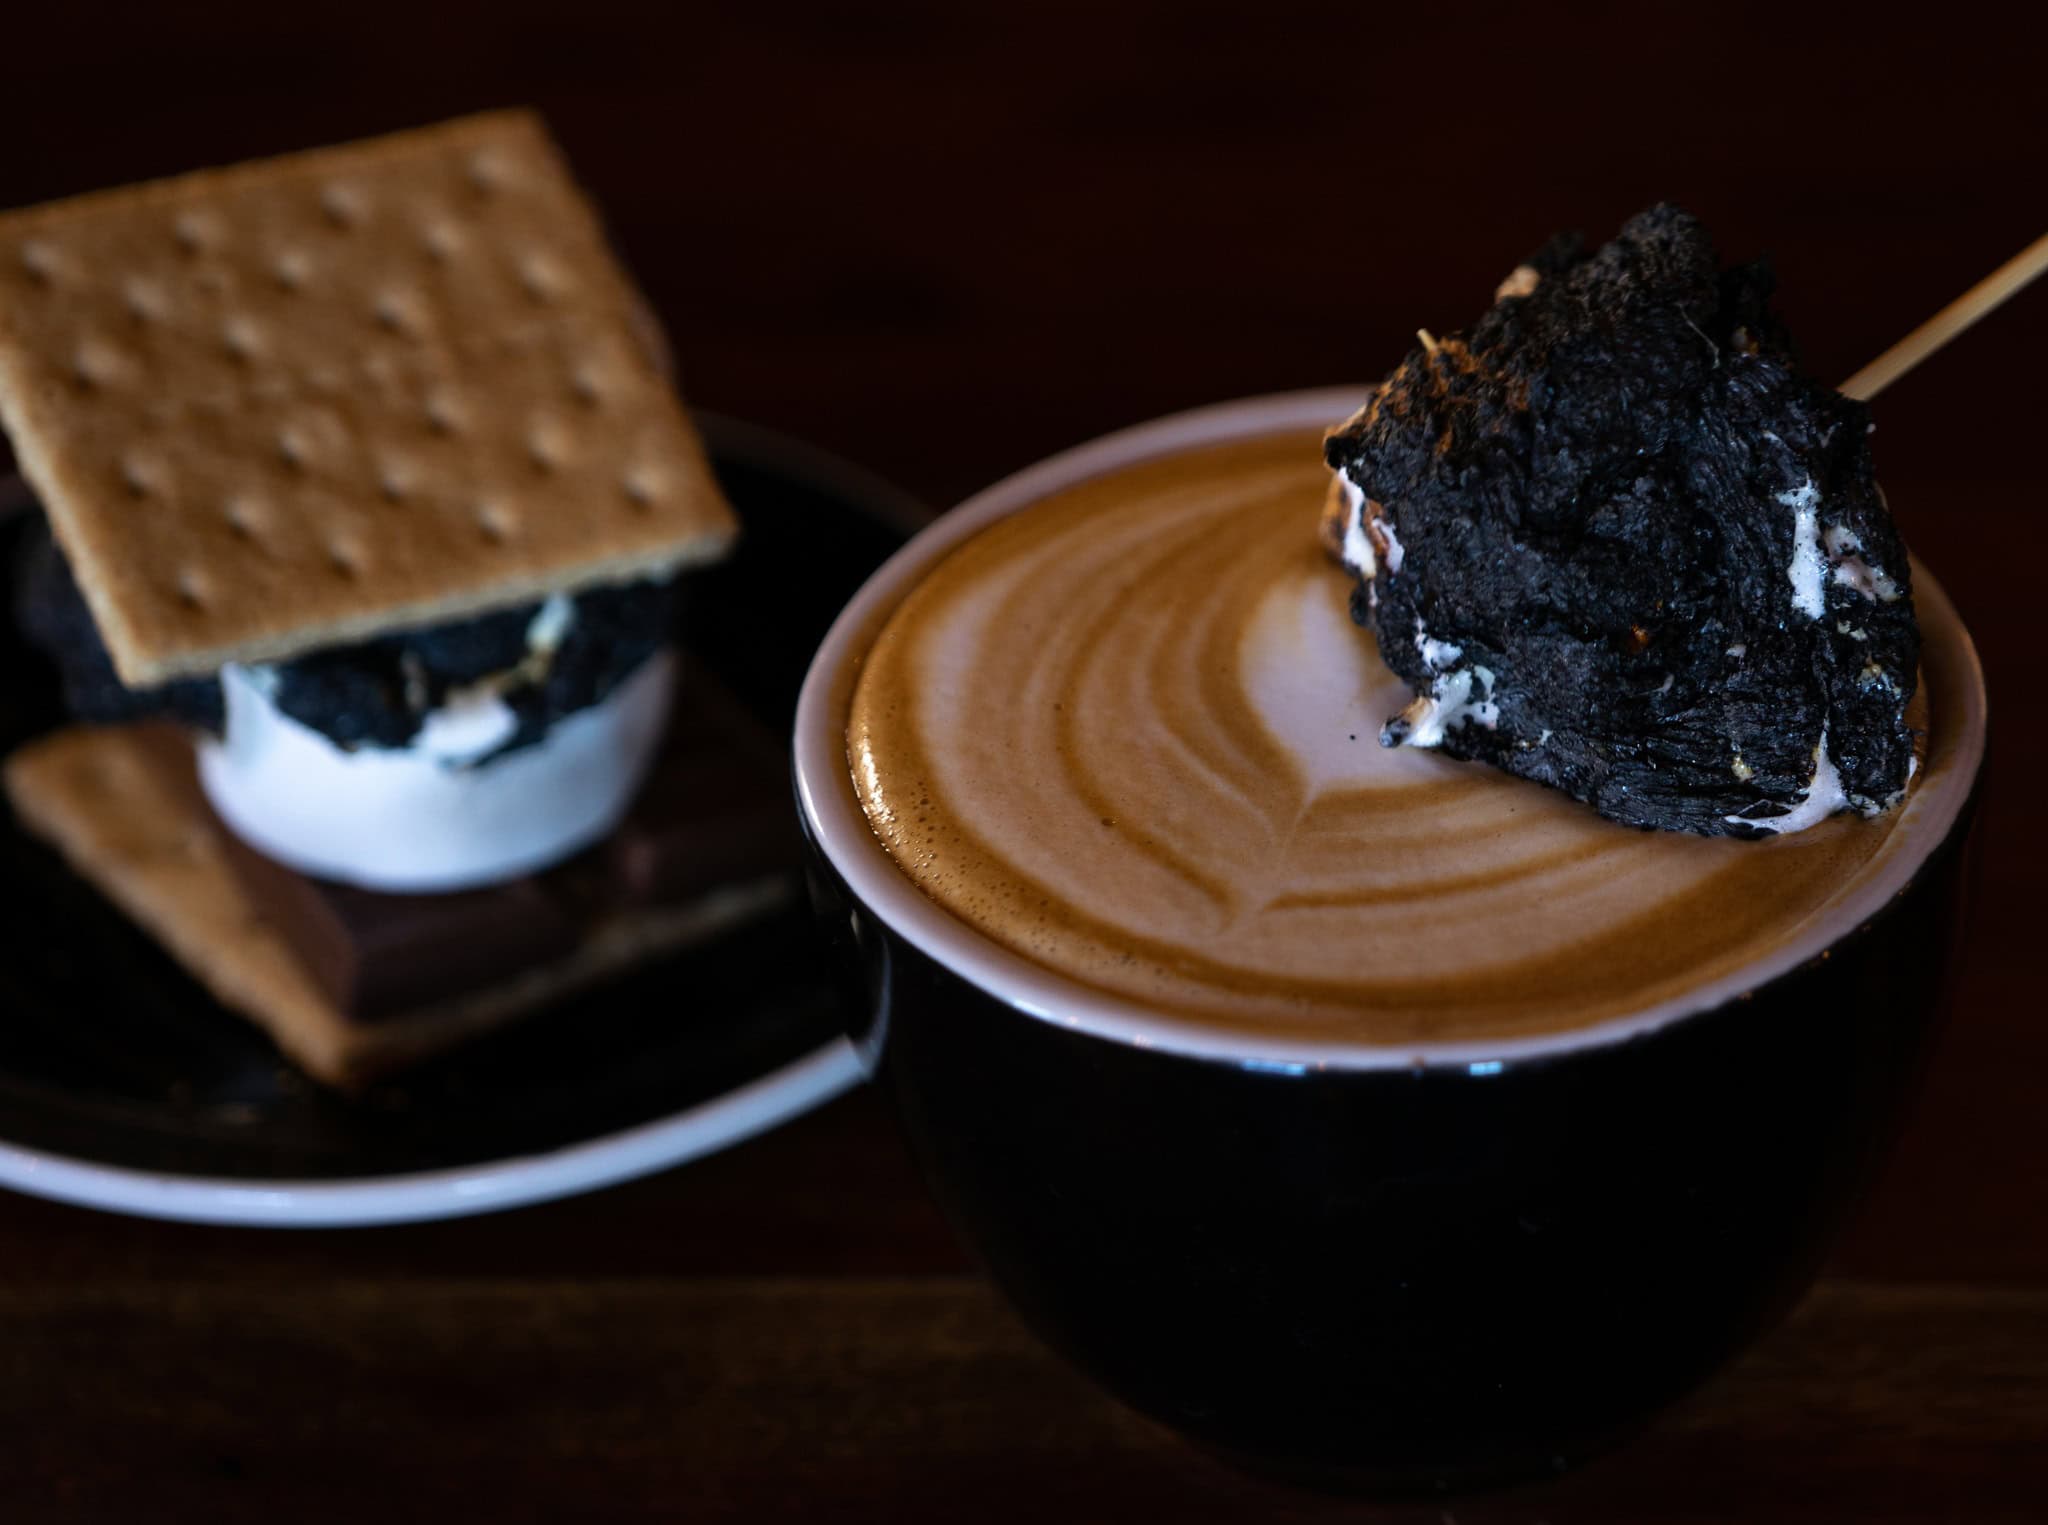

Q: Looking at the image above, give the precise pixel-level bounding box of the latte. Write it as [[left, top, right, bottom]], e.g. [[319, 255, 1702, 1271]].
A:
[[845, 427, 1968, 1048]]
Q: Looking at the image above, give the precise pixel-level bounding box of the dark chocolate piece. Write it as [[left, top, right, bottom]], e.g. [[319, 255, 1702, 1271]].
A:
[[208, 661, 798, 1022], [218, 829, 584, 1021], [1324, 204, 1920, 836]]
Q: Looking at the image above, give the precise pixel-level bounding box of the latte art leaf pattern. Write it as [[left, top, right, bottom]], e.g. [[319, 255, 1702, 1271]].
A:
[[848, 432, 1931, 1045]]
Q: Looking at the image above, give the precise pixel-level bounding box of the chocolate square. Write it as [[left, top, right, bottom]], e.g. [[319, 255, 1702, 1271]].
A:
[[217, 830, 584, 1023]]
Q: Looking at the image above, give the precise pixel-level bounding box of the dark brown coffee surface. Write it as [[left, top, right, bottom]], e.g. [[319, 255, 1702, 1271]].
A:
[[847, 430, 1965, 1046]]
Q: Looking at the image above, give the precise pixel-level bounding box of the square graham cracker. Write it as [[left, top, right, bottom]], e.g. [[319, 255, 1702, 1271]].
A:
[[0, 110, 737, 687], [3, 724, 791, 1087]]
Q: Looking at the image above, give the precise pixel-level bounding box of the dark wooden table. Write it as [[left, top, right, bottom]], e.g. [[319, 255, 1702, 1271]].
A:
[[2, 7, 2043, 1520]]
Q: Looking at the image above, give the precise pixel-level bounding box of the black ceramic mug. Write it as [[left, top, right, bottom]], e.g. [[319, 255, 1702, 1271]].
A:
[[791, 391, 1989, 1494]]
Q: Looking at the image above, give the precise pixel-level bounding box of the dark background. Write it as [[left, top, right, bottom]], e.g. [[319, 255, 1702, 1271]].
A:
[[1, 5, 2043, 1520]]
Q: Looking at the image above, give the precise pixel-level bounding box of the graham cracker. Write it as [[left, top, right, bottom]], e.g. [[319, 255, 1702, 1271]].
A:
[[0, 111, 737, 686], [3, 723, 790, 1088]]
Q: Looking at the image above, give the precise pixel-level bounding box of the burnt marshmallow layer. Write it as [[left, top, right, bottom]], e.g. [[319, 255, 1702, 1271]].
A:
[[1323, 205, 1920, 836], [15, 514, 675, 763]]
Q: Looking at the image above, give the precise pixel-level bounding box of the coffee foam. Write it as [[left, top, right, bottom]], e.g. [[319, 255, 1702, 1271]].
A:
[[844, 428, 1971, 1050]]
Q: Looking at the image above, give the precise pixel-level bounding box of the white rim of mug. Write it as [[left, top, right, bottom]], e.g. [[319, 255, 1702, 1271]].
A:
[[793, 387, 1990, 1075]]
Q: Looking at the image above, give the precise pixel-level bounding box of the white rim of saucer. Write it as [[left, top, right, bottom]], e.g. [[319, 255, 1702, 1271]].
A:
[[0, 1039, 864, 1227], [793, 387, 1990, 1075]]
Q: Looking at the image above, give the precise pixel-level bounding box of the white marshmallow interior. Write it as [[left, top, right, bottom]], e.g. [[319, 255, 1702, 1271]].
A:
[[1334, 469, 1375, 579], [1724, 728, 1849, 835], [199, 649, 676, 893], [1778, 476, 1826, 619]]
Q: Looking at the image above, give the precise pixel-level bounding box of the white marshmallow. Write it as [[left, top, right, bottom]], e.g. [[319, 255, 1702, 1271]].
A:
[[1399, 664, 1499, 748], [1723, 728, 1847, 836], [198, 649, 676, 893], [1335, 470, 1376, 580], [1778, 477, 1826, 619]]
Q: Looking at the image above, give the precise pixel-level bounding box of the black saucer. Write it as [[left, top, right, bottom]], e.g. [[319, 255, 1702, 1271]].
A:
[[0, 416, 921, 1222]]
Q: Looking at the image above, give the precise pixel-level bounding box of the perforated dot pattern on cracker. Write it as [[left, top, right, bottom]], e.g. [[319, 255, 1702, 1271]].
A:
[[0, 110, 737, 685]]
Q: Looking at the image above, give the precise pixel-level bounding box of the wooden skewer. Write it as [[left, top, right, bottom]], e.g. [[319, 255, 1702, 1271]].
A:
[[1839, 229, 2048, 401]]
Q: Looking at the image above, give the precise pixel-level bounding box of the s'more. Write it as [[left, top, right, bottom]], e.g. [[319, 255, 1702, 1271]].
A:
[[0, 111, 798, 1086]]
